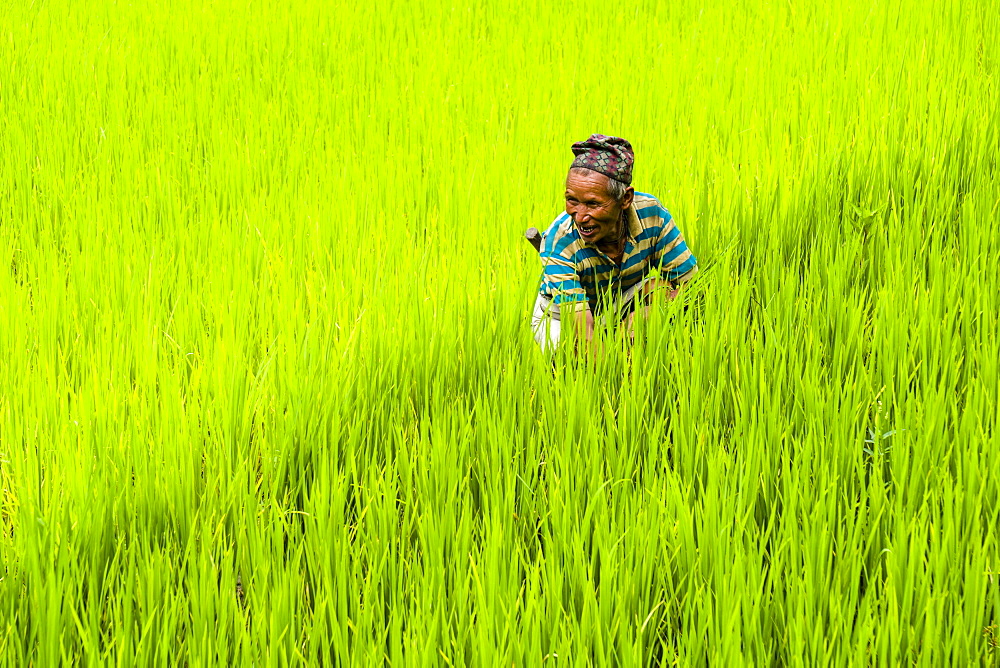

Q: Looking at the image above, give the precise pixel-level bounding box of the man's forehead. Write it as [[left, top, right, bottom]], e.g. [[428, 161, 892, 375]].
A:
[[565, 169, 611, 194]]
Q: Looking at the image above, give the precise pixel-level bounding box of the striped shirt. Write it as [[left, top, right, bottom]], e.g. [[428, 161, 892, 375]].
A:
[[538, 193, 697, 314]]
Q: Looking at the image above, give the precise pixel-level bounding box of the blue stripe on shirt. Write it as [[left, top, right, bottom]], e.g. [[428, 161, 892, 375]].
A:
[[661, 241, 690, 266], [665, 255, 697, 280]]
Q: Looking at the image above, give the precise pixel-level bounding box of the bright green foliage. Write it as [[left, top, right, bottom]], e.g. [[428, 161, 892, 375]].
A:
[[1, 0, 999, 664]]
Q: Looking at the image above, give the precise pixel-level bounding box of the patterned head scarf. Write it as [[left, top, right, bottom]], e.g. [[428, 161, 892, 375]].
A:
[[570, 134, 634, 185]]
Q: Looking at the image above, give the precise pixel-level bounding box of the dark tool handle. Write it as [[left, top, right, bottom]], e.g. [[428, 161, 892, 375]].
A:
[[525, 227, 542, 253]]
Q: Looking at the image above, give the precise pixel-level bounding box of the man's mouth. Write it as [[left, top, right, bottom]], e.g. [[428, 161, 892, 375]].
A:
[[579, 224, 598, 237]]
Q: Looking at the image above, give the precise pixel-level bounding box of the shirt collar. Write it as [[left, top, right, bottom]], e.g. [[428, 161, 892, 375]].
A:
[[626, 203, 641, 241]]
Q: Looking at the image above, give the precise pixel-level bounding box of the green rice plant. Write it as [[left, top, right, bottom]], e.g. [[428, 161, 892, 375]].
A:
[[0, 0, 998, 664]]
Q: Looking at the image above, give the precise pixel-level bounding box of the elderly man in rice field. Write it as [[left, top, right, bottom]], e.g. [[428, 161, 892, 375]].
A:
[[529, 134, 698, 352]]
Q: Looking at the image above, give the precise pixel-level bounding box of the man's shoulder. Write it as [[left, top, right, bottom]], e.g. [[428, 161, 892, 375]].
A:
[[632, 192, 672, 222], [544, 211, 573, 236], [541, 212, 579, 256]]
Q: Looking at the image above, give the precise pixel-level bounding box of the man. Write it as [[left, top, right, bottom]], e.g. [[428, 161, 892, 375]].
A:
[[531, 134, 698, 352]]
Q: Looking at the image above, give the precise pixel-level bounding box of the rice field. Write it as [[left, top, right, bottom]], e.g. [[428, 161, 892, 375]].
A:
[[1, 0, 999, 664]]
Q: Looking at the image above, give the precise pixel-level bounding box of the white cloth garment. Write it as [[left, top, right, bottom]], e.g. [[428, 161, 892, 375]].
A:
[[531, 278, 652, 352]]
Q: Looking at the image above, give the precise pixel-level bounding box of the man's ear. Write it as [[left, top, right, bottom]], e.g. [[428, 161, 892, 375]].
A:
[[622, 187, 635, 209]]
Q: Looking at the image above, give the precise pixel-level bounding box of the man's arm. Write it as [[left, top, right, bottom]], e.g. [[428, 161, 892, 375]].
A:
[[657, 223, 698, 286], [625, 216, 699, 335], [565, 306, 596, 354], [640, 263, 698, 304], [539, 237, 592, 352]]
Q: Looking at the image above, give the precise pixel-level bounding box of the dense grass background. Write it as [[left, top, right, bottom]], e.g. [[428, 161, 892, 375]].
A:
[[2, 0, 999, 663]]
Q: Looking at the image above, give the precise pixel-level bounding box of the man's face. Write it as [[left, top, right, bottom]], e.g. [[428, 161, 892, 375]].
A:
[[564, 170, 632, 244]]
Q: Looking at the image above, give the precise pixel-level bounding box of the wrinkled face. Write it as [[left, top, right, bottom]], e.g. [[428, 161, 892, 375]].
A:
[[564, 169, 632, 245]]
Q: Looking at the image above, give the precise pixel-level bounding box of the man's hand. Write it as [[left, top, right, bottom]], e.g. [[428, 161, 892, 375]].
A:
[[626, 279, 681, 339], [566, 307, 597, 357], [640, 278, 679, 304]]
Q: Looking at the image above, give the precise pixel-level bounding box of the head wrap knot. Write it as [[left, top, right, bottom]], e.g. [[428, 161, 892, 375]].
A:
[[570, 134, 634, 185]]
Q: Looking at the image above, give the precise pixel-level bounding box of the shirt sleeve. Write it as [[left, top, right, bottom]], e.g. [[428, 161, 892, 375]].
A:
[[539, 248, 589, 312], [653, 216, 698, 283]]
